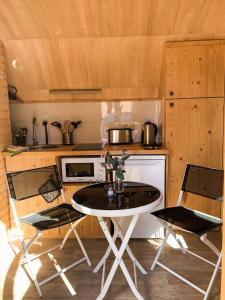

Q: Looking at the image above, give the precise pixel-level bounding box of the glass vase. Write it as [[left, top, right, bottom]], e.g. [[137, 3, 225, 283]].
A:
[[114, 176, 124, 194]]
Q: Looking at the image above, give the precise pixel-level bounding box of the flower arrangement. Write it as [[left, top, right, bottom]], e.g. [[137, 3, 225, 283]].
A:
[[102, 150, 129, 180]]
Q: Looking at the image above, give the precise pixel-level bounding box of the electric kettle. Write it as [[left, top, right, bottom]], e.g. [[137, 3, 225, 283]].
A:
[[141, 121, 158, 146]]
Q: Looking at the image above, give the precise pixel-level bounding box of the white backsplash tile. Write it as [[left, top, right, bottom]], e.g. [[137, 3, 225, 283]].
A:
[[10, 100, 162, 145]]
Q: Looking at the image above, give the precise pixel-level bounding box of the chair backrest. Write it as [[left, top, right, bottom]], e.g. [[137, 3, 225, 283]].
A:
[[181, 164, 223, 201], [6, 165, 62, 203]]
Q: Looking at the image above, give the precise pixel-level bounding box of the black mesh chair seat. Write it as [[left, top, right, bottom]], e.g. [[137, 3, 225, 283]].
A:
[[152, 206, 222, 235], [19, 203, 84, 231]]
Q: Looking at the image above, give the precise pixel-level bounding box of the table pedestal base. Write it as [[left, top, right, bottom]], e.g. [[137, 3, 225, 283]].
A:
[[94, 215, 147, 300]]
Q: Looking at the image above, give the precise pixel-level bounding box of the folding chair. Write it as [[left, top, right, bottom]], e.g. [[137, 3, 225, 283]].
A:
[[6, 165, 91, 297], [150, 164, 223, 300]]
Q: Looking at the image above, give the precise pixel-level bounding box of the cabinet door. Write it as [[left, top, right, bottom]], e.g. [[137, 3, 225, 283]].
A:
[[165, 44, 225, 99], [165, 98, 223, 217]]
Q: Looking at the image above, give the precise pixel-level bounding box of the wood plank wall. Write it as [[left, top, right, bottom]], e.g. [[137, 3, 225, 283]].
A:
[[1, 1, 225, 102], [0, 41, 11, 232], [164, 41, 224, 217], [222, 112, 225, 300], [164, 98, 223, 216], [221, 112, 225, 300], [5, 37, 162, 102]]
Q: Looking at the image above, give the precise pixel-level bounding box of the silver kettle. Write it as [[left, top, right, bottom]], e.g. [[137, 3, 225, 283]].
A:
[[141, 121, 158, 146]]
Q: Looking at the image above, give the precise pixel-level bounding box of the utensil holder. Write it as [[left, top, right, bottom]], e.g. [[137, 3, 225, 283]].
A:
[[63, 132, 73, 145], [15, 135, 27, 146]]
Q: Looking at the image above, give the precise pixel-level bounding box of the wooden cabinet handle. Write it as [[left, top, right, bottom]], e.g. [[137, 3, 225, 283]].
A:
[[169, 91, 174, 96]]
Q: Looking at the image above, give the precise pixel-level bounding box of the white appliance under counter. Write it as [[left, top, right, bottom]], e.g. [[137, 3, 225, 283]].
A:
[[122, 155, 165, 238]]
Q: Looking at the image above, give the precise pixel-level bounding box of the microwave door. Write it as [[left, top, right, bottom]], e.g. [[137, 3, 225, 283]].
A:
[[66, 162, 95, 180], [62, 159, 98, 182]]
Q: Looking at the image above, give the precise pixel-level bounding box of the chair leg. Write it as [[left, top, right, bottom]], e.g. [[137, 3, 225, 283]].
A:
[[19, 237, 43, 297], [73, 228, 91, 267], [203, 251, 222, 300], [60, 217, 84, 250], [60, 218, 91, 267], [151, 230, 170, 271], [19, 231, 41, 266], [60, 226, 74, 250], [151, 227, 222, 299], [169, 229, 186, 255], [24, 249, 43, 297], [201, 234, 220, 256]]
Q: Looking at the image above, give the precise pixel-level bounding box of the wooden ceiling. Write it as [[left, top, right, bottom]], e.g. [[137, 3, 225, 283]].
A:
[[0, 0, 225, 102]]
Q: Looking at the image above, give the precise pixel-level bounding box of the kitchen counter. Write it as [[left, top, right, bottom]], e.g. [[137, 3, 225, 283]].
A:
[[4, 143, 169, 174], [4, 144, 169, 158]]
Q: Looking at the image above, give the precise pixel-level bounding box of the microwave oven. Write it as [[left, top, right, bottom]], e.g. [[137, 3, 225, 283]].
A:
[[60, 156, 106, 183]]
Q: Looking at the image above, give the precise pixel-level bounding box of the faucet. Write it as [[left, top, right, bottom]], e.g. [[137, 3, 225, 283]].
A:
[[32, 115, 38, 145]]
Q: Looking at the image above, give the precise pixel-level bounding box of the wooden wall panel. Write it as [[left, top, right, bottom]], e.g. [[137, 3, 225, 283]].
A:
[[0, 1, 225, 39], [0, 43, 10, 151], [165, 41, 225, 99], [1, 2, 225, 102], [0, 154, 10, 229], [222, 113, 225, 300], [4, 37, 164, 102], [0, 41, 11, 232], [165, 98, 223, 217]]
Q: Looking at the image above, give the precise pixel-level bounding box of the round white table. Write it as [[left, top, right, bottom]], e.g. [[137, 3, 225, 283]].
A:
[[72, 181, 162, 300]]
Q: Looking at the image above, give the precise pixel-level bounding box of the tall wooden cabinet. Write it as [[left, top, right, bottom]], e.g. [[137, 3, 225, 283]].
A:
[[165, 40, 225, 99], [165, 97, 223, 215], [164, 41, 224, 217], [0, 41, 11, 233]]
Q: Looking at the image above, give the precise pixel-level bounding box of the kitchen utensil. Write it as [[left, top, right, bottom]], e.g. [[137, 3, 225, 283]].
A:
[[68, 123, 74, 133], [51, 120, 81, 145], [32, 116, 38, 145], [108, 128, 133, 145], [141, 121, 158, 146], [51, 121, 62, 129], [42, 120, 48, 145], [63, 120, 70, 134], [71, 121, 82, 129]]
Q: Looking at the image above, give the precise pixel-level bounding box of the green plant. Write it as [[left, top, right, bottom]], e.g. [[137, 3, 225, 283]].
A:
[[101, 151, 129, 180]]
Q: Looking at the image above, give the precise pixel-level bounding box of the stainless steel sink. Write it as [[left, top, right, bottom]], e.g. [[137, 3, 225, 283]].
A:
[[28, 145, 59, 151]]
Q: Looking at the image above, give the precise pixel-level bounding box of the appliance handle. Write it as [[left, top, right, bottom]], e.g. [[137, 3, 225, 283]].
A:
[[126, 160, 161, 166]]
